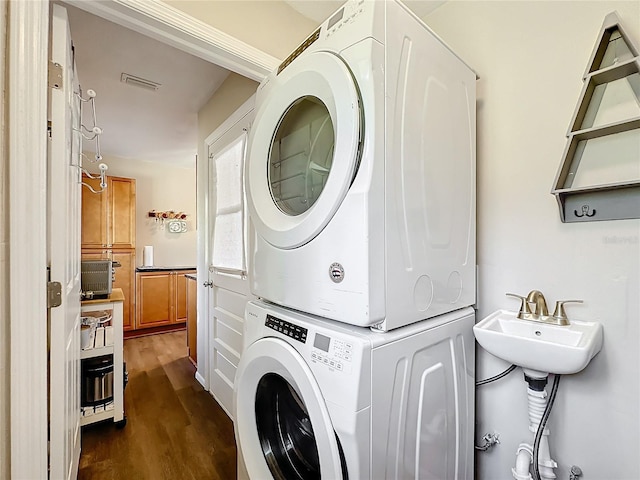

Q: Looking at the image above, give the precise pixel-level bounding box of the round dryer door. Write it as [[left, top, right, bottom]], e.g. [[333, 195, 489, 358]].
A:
[[234, 337, 347, 479], [246, 51, 362, 249]]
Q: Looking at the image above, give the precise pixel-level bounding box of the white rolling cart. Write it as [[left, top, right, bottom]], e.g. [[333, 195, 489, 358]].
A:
[[80, 288, 126, 427]]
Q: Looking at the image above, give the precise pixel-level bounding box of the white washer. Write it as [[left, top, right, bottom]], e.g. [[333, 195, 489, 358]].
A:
[[233, 300, 475, 480], [245, 0, 477, 331]]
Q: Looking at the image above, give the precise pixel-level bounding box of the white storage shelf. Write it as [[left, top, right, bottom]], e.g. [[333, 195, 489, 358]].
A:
[[80, 288, 125, 427]]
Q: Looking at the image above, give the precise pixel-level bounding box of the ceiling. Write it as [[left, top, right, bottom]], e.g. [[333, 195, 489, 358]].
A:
[[66, 1, 446, 169], [66, 4, 231, 168]]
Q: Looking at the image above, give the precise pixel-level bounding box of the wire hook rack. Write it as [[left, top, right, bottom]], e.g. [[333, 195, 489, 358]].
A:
[[74, 88, 107, 193]]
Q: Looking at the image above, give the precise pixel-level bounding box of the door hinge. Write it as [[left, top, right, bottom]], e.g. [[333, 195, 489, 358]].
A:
[[48, 61, 63, 89], [48, 281, 62, 308]]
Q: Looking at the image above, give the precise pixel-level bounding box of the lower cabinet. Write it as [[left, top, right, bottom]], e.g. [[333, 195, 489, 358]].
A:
[[135, 270, 195, 330], [81, 249, 135, 331], [186, 275, 197, 366]]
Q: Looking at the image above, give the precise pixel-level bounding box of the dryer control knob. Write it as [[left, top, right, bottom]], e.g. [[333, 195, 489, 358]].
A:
[[329, 262, 345, 283]]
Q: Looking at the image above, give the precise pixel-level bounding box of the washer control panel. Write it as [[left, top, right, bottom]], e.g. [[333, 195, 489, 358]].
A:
[[265, 314, 307, 343], [325, 0, 365, 38], [310, 333, 353, 374]]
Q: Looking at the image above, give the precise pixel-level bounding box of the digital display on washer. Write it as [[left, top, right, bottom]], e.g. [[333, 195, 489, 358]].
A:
[[265, 314, 308, 343], [327, 8, 344, 29], [313, 333, 331, 352]]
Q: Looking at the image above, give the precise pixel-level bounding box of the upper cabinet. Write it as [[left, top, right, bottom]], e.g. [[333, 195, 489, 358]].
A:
[[81, 175, 136, 249], [552, 12, 640, 223]]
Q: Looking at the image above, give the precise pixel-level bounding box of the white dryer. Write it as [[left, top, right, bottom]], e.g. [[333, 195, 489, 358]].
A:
[[245, 0, 477, 331], [233, 300, 475, 480]]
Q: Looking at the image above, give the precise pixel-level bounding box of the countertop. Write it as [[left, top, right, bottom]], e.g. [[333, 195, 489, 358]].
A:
[[136, 266, 196, 272], [81, 288, 124, 305]]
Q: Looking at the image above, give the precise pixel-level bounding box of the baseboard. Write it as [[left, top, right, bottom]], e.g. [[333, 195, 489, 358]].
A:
[[195, 371, 206, 389], [124, 324, 186, 339]]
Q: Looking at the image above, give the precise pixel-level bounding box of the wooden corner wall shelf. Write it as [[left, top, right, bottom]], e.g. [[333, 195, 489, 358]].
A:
[[552, 12, 640, 223], [147, 210, 187, 220]]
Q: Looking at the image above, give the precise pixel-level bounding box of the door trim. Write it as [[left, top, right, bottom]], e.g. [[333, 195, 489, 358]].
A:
[[8, 2, 49, 478], [200, 95, 255, 392], [8, 2, 275, 477], [64, 0, 279, 82]]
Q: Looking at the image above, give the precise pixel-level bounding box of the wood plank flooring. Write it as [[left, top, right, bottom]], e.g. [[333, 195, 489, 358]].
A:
[[78, 331, 237, 480]]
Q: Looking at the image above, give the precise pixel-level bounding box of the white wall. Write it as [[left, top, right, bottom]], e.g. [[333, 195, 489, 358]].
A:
[[166, 0, 318, 59], [425, 2, 640, 479], [86, 154, 197, 267]]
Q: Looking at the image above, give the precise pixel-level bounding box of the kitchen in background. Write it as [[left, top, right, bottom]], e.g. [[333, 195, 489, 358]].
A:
[[67, 0, 226, 348]]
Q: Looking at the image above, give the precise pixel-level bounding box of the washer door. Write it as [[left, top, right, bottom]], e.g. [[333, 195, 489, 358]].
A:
[[246, 51, 362, 249], [234, 337, 346, 479]]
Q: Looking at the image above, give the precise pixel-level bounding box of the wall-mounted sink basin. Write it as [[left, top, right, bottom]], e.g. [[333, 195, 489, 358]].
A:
[[473, 310, 603, 375]]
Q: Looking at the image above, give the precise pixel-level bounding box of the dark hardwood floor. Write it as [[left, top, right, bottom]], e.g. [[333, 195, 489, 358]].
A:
[[78, 331, 237, 479]]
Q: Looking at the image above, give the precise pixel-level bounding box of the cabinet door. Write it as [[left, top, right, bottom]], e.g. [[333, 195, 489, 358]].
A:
[[81, 176, 107, 248], [108, 176, 136, 249], [173, 272, 191, 324], [136, 272, 172, 328], [111, 250, 135, 331], [186, 277, 197, 365], [81, 249, 135, 331]]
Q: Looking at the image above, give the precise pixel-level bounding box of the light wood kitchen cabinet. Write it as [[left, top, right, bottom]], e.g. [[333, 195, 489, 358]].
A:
[[135, 270, 195, 330], [81, 174, 136, 332], [81, 175, 136, 250], [186, 275, 197, 366], [81, 249, 135, 331]]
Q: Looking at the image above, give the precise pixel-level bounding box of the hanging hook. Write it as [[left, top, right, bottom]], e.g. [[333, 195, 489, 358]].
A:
[[74, 125, 103, 140], [75, 88, 104, 163], [76, 163, 108, 193], [574, 204, 596, 218], [81, 152, 103, 164]]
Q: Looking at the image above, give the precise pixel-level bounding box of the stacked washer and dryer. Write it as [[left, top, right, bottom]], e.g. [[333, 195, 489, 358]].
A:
[[234, 1, 477, 479]]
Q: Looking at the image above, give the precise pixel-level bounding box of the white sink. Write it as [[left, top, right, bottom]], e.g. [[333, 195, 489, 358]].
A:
[[473, 309, 603, 375]]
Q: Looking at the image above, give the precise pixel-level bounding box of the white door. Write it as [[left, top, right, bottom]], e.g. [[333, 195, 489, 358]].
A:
[[205, 100, 254, 417], [234, 337, 346, 479], [245, 52, 363, 249], [48, 4, 82, 479]]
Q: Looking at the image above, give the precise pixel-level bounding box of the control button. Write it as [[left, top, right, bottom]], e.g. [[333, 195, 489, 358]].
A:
[[336, 363, 343, 371], [329, 360, 336, 367], [344, 354, 352, 361]]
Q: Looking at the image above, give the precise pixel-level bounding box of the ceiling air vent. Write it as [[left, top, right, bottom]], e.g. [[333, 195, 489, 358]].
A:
[[120, 73, 161, 91]]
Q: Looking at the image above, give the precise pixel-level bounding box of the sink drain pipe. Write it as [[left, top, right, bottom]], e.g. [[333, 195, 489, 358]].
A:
[[512, 373, 561, 480]]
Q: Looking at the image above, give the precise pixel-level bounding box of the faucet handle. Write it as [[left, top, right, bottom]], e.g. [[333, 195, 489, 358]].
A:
[[551, 300, 583, 325], [506, 293, 533, 319]]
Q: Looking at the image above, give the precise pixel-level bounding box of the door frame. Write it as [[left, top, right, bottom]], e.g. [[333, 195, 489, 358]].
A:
[[200, 94, 255, 391], [7, 1, 275, 477]]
